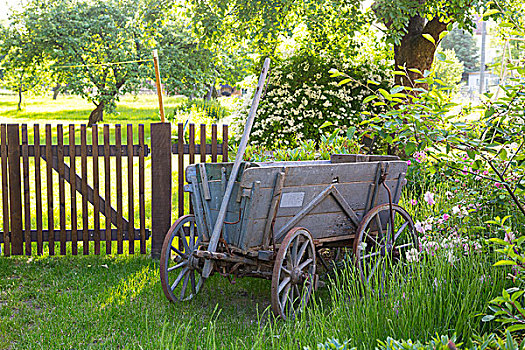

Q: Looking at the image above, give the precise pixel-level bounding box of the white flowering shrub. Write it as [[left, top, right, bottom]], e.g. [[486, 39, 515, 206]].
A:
[[233, 51, 392, 147]]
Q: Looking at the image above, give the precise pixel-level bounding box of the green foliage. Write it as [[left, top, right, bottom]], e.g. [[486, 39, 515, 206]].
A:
[[15, 0, 171, 123], [432, 48, 464, 94], [233, 49, 392, 147], [371, 0, 485, 47], [242, 124, 360, 162], [0, 19, 51, 109], [484, 216, 525, 332], [440, 27, 479, 73], [172, 98, 230, 122]]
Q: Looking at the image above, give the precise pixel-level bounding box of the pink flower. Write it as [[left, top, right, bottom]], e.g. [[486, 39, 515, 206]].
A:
[[410, 199, 418, 205], [415, 222, 425, 234], [462, 166, 468, 175], [504, 231, 515, 243], [407, 160, 411, 166], [442, 213, 450, 221], [495, 182, 503, 189], [424, 191, 435, 206], [483, 170, 489, 176]]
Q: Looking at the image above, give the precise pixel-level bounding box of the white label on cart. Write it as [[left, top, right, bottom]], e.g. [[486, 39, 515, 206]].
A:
[[280, 192, 305, 208]]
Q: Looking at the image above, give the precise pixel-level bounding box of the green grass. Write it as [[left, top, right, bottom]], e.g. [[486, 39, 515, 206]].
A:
[[0, 249, 510, 349]]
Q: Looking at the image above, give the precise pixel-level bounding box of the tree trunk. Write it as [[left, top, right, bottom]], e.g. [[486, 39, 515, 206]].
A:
[[88, 102, 104, 127], [52, 83, 62, 100], [393, 17, 448, 88], [18, 87, 23, 111]]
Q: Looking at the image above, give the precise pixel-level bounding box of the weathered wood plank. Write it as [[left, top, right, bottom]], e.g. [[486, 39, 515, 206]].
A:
[[45, 124, 55, 255], [127, 124, 134, 254], [92, 125, 100, 255], [139, 124, 146, 254], [211, 124, 217, 163], [69, 125, 77, 255], [178, 123, 184, 218], [104, 125, 111, 254], [81, 125, 89, 255], [115, 124, 123, 254], [222, 125, 228, 162], [34, 125, 43, 255], [1, 125, 10, 256], [0, 228, 150, 243], [57, 125, 67, 255], [8, 124, 23, 255], [21, 125, 31, 255]]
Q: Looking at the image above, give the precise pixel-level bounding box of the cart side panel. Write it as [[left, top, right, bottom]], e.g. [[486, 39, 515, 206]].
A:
[[238, 161, 408, 250]]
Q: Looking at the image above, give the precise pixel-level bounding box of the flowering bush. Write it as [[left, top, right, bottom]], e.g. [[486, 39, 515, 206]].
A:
[[232, 50, 392, 147]]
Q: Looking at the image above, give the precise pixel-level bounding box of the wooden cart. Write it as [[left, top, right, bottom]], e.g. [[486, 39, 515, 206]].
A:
[[160, 154, 418, 319]]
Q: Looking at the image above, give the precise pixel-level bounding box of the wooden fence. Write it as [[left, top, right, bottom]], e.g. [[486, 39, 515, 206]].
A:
[[0, 123, 148, 256], [0, 122, 229, 258]]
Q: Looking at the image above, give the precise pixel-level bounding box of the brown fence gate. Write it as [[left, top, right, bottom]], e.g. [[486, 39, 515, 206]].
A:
[[0, 122, 229, 258]]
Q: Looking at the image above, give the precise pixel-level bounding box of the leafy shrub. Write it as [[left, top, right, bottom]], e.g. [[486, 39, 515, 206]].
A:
[[172, 98, 229, 122], [232, 49, 392, 148], [241, 124, 360, 162]]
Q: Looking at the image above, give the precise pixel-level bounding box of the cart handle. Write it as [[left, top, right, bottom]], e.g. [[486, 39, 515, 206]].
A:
[[202, 58, 271, 279]]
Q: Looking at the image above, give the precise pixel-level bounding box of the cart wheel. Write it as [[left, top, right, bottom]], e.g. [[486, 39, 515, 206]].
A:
[[354, 204, 418, 285], [160, 215, 204, 302], [271, 227, 316, 320]]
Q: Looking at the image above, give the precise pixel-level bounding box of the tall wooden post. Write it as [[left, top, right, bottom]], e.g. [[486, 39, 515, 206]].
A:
[[152, 49, 165, 123], [151, 122, 171, 259], [7, 124, 23, 255]]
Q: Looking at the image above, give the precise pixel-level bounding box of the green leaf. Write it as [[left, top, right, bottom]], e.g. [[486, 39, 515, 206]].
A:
[[422, 33, 435, 45], [363, 95, 377, 104], [367, 79, 380, 85], [494, 260, 516, 266], [338, 78, 352, 86], [438, 31, 448, 41], [320, 121, 333, 129], [405, 142, 416, 155], [482, 315, 495, 322], [482, 9, 500, 18], [506, 324, 525, 332]]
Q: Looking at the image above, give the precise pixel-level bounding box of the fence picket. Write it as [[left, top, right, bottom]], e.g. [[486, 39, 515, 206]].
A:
[[223, 125, 229, 162], [1, 125, 10, 256], [92, 125, 100, 255], [57, 125, 67, 255], [178, 123, 184, 218], [115, 125, 123, 254], [211, 124, 217, 163], [188, 124, 195, 214], [22, 125, 31, 255], [69, 125, 77, 255], [139, 124, 146, 254], [45, 124, 55, 255], [127, 124, 134, 254], [81, 125, 89, 255], [104, 125, 112, 254], [34, 125, 43, 255]]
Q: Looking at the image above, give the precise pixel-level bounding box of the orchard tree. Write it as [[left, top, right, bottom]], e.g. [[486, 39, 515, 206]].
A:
[[0, 21, 51, 110], [20, 0, 171, 125]]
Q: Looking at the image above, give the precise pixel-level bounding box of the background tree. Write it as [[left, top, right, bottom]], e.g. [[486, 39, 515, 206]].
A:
[[440, 27, 480, 73], [20, 0, 171, 125], [0, 22, 51, 110]]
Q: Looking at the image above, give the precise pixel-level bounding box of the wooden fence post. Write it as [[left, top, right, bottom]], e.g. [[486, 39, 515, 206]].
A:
[[151, 122, 172, 259], [7, 124, 23, 255]]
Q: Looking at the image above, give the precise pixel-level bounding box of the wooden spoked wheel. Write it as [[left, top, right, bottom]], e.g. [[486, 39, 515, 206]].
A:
[[271, 227, 316, 320], [354, 204, 418, 285], [160, 215, 204, 302]]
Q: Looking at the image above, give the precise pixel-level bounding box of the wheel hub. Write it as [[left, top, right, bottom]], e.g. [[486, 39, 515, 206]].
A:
[[291, 267, 305, 284]]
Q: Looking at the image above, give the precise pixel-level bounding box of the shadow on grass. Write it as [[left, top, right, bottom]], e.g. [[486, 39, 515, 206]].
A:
[[0, 254, 272, 349]]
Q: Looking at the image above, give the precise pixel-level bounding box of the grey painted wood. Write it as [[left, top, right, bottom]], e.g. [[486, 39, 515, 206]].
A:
[[188, 157, 409, 251]]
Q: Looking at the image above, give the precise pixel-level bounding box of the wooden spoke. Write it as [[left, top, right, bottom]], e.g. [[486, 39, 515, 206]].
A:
[[160, 215, 205, 303], [394, 222, 410, 241], [271, 227, 316, 320], [295, 241, 309, 265], [278, 276, 291, 294]]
